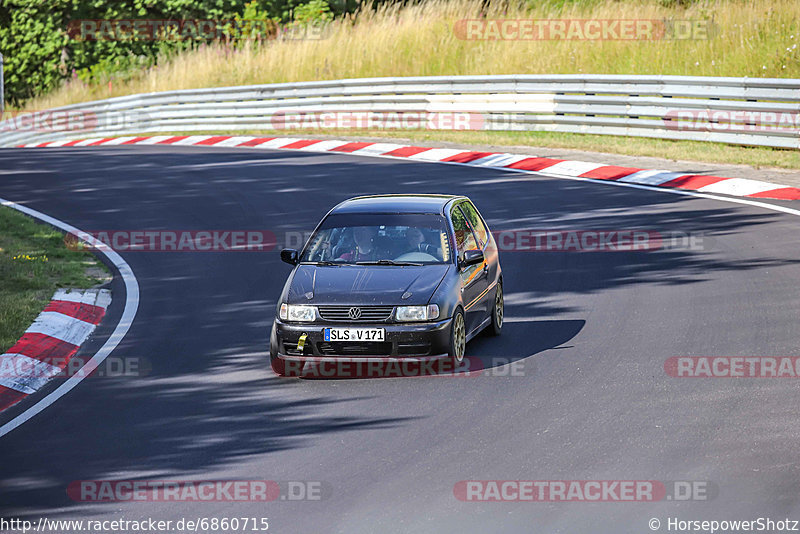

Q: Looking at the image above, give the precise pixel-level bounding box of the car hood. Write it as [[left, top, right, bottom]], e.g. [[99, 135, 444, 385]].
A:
[[287, 264, 451, 306]]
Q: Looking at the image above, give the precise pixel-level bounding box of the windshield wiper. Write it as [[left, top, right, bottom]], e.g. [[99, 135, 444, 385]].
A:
[[355, 259, 423, 266], [301, 260, 344, 266]]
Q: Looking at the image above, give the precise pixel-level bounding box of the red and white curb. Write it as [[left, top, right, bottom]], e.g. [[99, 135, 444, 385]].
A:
[[22, 135, 800, 201], [0, 289, 111, 412], [0, 197, 137, 439]]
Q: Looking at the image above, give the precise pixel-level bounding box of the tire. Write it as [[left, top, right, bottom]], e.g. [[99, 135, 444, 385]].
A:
[[270, 353, 286, 376], [448, 308, 466, 369], [269, 324, 286, 376], [488, 281, 503, 337]]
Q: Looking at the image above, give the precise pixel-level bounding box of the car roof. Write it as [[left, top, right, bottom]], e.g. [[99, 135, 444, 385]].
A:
[[331, 194, 466, 215]]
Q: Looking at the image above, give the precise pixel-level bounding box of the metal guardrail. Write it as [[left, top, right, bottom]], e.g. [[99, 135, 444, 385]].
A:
[[0, 75, 798, 149]]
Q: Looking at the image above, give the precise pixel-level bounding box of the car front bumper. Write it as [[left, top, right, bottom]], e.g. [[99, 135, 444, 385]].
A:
[[271, 317, 453, 362]]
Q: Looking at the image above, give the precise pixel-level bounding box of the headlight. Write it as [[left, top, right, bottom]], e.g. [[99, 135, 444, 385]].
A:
[[279, 303, 316, 322], [395, 304, 440, 322]]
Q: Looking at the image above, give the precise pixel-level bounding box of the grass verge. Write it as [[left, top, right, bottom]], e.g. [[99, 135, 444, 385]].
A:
[[0, 206, 111, 353], [18, 0, 800, 112], [12, 0, 798, 172]]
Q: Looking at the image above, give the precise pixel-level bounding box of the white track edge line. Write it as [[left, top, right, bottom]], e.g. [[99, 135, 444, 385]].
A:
[[123, 136, 800, 215], [39, 135, 800, 214], [0, 198, 140, 438], [2, 138, 795, 438], [31, 135, 799, 202], [168, 135, 797, 207], [319, 149, 800, 218]]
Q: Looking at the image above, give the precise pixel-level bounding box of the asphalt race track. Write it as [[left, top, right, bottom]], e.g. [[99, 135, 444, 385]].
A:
[[1, 145, 800, 533]]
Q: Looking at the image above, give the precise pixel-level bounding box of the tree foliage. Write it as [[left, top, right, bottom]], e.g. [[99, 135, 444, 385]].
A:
[[0, 0, 358, 106]]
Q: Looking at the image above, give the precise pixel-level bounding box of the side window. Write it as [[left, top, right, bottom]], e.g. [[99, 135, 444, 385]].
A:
[[459, 201, 488, 248], [451, 205, 478, 255]]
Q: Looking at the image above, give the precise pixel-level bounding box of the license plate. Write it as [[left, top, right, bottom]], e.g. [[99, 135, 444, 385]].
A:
[[323, 328, 385, 342]]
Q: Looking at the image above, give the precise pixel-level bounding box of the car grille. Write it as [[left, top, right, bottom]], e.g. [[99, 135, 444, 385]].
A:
[[397, 342, 432, 356], [317, 305, 394, 322], [282, 341, 304, 356], [317, 341, 393, 356]]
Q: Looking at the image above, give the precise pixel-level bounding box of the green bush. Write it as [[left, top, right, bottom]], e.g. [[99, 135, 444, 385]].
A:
[[0, 0, 364, 106], [293, 0, 333, 26]]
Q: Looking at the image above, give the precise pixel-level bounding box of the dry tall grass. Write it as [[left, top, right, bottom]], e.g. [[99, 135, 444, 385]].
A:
[[22, 0, 800, 111]]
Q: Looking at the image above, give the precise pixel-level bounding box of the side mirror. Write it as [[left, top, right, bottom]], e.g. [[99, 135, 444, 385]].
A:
[[460, 249, 484, 269], [280, 248, 299, 265]]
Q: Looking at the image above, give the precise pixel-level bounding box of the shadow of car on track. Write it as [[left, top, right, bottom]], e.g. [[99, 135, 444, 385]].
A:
[[2, 146, 799, 521], [287, 319, 586, 380]]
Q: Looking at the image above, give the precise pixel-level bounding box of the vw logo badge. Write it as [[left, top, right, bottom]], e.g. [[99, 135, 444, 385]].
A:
[[348, 307, 362, 320]]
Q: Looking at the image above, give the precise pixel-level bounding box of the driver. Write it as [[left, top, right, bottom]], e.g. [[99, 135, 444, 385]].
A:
[[337, 226, 380, 261], [404, 227, 442, 258]]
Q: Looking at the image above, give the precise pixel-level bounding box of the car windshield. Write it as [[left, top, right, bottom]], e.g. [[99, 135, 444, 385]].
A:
[[300, 212, 451, 265]]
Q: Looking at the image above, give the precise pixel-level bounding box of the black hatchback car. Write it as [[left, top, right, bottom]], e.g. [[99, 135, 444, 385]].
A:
[[269, 194, 503, 376]]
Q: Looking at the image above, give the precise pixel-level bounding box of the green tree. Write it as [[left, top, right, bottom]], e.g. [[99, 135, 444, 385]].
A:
[[0, 0, 371, 106]]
